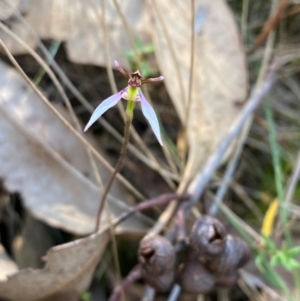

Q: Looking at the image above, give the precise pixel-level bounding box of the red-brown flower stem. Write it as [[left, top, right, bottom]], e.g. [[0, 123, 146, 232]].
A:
[[113, 193, 190, 229], [108, 265, 142, 301], [95, 113, 133, 231], [175, 202, 189, 244]]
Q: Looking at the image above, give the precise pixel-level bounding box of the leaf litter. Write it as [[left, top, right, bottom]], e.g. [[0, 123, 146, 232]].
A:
[[0, 244, 18, 281], [0, 59, 152, 301], [0, 0, 299, 300], [0, 0, 155, 70], [0, 60, 151, 236]]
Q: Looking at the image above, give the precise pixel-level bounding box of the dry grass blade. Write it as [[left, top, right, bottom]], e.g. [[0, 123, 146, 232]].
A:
[[240, 270, 286, 301], [209, 122, 250, 216], [248, 0, 290, 53]]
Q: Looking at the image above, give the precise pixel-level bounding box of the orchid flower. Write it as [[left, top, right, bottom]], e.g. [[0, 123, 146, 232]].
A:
[[84, 60, 164, 146]]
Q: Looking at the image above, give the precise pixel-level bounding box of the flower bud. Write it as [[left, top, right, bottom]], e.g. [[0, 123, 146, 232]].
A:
[[138, 235, 175, 291]]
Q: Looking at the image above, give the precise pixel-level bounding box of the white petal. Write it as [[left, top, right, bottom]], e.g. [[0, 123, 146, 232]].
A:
[[139, 90, 163, 146], [84, 91, 122, 132]]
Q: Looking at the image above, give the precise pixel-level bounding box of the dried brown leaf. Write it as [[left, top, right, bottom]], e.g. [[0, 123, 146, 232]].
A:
[[151, 0, 248, 184], [0, 60, 152, 235], [12, 214, 55, 269], [0, 228, 110, 301], [0, 0, 20, 19], [0, 0, 29, 21], [0, 0, 154, 69]]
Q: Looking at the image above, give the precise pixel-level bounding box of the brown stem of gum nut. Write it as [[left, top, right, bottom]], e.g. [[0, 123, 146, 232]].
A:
[[138, 235, 175, 291]]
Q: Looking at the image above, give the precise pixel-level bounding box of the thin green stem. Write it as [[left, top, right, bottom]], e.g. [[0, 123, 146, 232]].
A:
[[264, 260, 294, 301], [264, 101, 292, 245], [95, 112, 133, 231], [265, 100, 300, 297]]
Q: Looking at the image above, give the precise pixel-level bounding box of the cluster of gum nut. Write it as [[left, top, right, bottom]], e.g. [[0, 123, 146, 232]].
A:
[[138, 216, 251, 294]]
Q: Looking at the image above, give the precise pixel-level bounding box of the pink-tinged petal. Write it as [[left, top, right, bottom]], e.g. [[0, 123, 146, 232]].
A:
[[84, 91, 122, 132], [114, 60, 129, 80], [142, 76, 164, 84], [139, 90, 163, 146]]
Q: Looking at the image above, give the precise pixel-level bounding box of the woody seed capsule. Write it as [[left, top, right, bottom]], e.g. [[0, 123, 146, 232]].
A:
[[138, 235, 175, 291]]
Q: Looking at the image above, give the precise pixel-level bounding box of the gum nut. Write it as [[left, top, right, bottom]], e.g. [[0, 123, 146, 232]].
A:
[[178, 257, 215, 294], [207, 235, 251, 274], [142, 269, 175, 292], [138, 235, 175, 276], [190, 216, 227, 257], [215, 272, 239, 288]]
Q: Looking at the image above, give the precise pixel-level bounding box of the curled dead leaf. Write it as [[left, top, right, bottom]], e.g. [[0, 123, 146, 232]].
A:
[[0, 228, 110, 301]]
